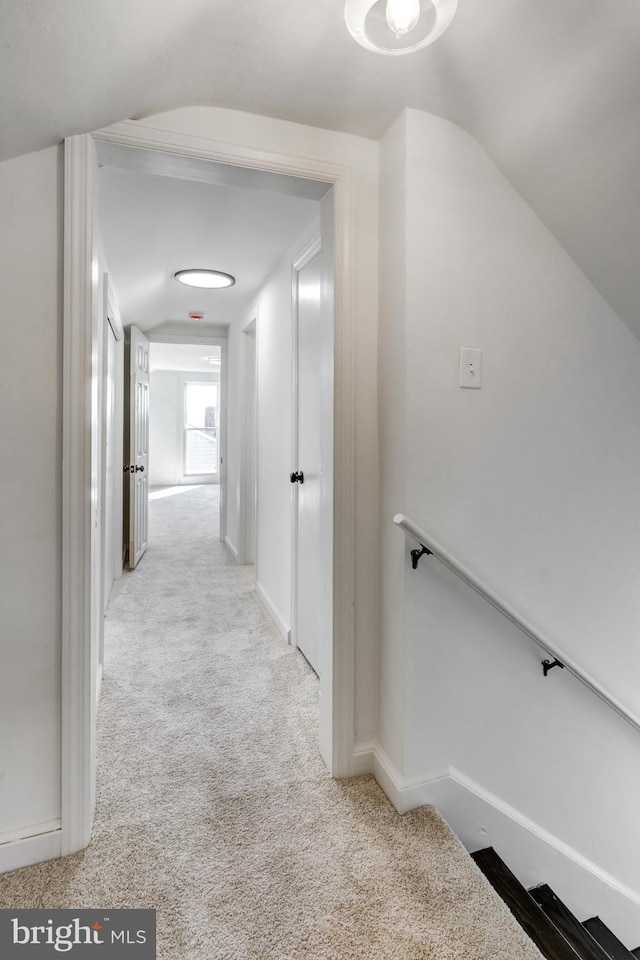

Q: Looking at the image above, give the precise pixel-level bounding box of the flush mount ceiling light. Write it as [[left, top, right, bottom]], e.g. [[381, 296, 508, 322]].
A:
[[173, 269, 235, 289], [345, 0, 457, 55]]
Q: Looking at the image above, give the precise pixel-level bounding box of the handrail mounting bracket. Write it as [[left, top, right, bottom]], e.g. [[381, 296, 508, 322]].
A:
[[542, 658, 565, 677], [411, 544, 432, 569]]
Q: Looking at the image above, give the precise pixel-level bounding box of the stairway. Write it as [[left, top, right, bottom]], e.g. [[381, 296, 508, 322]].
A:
[[472, 848, 640, 960]]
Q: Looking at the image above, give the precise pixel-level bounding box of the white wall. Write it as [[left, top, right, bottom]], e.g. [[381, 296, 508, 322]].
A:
[[0, 146, 62, 840], [378, 108, 640, 942], [149, 369, 220, 487], [377, 113, 408, 768]]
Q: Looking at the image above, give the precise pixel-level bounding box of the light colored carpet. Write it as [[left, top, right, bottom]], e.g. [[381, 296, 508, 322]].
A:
[[0, 485, 541, 960]]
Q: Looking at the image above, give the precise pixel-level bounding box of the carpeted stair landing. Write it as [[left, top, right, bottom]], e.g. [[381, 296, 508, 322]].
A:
[[0, 485, 542, 960]]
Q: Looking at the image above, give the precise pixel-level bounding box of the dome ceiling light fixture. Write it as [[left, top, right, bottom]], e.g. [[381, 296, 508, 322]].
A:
[[173, 269, 236, 289], [344, 0, 457, 55]]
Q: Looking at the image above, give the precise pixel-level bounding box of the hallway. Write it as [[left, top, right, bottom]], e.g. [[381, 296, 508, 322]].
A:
[[0, 487, 539, 959]]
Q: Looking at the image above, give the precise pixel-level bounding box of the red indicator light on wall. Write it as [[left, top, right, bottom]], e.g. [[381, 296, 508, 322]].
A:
[[189, 313, 205, 322]]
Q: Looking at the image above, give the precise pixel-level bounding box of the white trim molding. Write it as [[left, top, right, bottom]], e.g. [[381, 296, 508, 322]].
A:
[[292, 235, 323, 274], [104, 273, 124, 342], [352, 740, 377, 777], [62, 134, 98, 858], [92, 119, 350, 186], [362, 744, 640, 948], [0, 824, 63, 875], [238, 309, 258, 568], [224, 535, 239, 562], [256, 580, 291, 643], [146, 330, 228, 344]]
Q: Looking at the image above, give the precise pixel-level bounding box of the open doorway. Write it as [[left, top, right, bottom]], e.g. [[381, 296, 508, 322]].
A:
[[96, 151, 332, 783], [95, 158, 324, 582], [61, 123, 358, 861], [144, 342, 223, 573], [94, 146, 334, 714], [147, 342, 222, 540]]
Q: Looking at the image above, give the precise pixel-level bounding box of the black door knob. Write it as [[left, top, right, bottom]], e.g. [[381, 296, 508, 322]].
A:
[[135, 464, 145, 472], [290, 471, 304, 484]]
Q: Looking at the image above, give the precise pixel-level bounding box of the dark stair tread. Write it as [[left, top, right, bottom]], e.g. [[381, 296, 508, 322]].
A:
[[471, 848, 581, 960], [529, 885, 611, 960], [631, 950, 640, 959], [582, 917, 638, 960]]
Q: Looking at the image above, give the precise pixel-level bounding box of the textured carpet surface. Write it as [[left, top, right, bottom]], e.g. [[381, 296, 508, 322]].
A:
[[0, 485, 541, 959]]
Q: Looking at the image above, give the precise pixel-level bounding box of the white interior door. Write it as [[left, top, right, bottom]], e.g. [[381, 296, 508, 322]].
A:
[[292, 235, 333, 676], [127, 325, 150, 568]]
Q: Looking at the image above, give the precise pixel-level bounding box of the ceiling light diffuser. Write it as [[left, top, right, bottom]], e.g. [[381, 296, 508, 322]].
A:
[[174, 269, 235, 289], [345, 0, 457, 55]]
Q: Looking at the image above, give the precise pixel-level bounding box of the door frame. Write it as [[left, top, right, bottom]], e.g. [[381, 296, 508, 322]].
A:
[[237, 311, 258, 567], [62, 121, 357, 856], [99, 273, 124, 682], [146, 332, 228, 542]]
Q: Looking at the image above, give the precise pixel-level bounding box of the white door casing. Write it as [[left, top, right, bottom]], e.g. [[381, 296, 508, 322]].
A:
[[99, 315, 116, 689], [61, 122, 358, 863], [127, 325, 150, 568], [146, 333, 228, 541], [102, 323, 117, 615], [62, 133, 98, 856], [239, 313, 257, 567], [101, 274, 124, 626]]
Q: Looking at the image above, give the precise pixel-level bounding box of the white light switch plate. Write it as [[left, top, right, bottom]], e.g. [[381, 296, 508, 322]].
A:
[[459, 347, 482, 388]]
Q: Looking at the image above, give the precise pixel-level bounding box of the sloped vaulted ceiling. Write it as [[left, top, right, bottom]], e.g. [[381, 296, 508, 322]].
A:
[[1, 0, 639, 335]]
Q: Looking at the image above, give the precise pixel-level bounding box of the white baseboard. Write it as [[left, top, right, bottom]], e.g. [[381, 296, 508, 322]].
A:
[[363, 744, 640, 949], [0, 822, 63, 875], [255, 580, 291, 642], [352, 741, 376, 777], [224, 535, 238, 562], [96, 661, 103, 707]]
